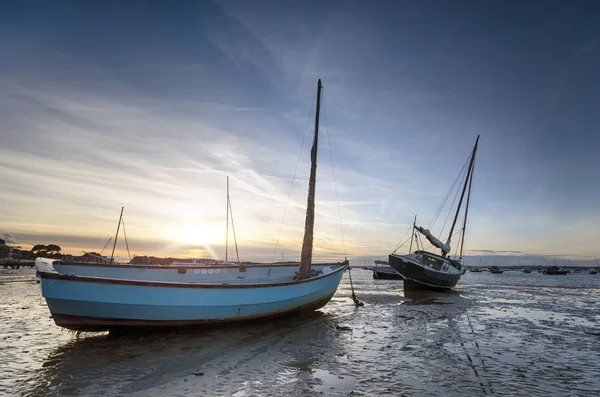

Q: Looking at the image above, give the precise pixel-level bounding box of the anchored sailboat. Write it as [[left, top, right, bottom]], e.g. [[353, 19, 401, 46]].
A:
[[35, 79, 349, 331], [372, 260, 403, 280], [389, 136, 480, 291]]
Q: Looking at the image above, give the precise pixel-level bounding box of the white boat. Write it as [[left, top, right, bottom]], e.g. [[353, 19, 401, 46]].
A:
[[372, 260, 403, 280], [36, 79, 350, 331]]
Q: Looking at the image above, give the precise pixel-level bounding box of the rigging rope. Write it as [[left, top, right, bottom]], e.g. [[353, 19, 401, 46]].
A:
[[121, 217, 132, 262], [322, 91, 347, 258], [271, 93, 317, 262], [427, 153, 471, 231], [439, 168, 466, 237], [392, 223, 413, 253], [228, 193, 240, 263], [416, 230, 423, 252]]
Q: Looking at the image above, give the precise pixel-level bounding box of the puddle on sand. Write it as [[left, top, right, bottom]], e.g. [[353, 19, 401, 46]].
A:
[[312, 368, 356, 395]]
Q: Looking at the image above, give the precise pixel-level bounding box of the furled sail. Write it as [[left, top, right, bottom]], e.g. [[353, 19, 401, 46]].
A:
[[297, 79, 322, 279], [415, 226, 451, 255]]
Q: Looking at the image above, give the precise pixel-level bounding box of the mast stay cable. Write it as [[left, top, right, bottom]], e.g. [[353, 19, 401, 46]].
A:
[[271, 93, 317, 262], [322, 91, 347, 258]]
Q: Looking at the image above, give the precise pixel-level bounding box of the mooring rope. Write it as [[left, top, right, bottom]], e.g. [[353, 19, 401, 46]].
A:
[[322, 88, 361, 306]]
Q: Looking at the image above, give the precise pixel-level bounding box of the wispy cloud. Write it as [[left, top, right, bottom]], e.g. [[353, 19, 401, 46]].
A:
[[1, 1, 599, 261]]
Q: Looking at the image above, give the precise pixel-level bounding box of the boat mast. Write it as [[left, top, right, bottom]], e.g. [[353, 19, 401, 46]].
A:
[[228, 180, 240, 263], [408, 215, 416, 254], [445, 135, 479, 257], [110, 206, 124, 264], [226, 176, 229, 262], [458, 154, 476, 261], [297, 79, 322, 279]]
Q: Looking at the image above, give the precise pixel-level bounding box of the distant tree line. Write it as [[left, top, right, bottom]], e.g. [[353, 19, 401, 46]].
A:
[[0, 243, 63, 260], [31, 244, 62, 258]]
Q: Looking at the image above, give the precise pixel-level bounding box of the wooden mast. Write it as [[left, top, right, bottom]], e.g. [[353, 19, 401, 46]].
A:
[[110, 206, 124, 264], [445, 135, 479, 257], [297, 79, 322, 279]]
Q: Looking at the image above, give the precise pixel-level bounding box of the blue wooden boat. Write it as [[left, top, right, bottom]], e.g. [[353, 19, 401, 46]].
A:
[[36, 79, 350, 331], [37, 262, 347, 331]]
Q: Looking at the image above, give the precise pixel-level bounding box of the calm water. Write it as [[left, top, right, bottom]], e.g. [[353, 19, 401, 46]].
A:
[[1, 268, 599, 396]]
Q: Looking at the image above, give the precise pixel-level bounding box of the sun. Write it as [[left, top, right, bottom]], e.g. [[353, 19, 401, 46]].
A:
[[173, 225, 218, 246]]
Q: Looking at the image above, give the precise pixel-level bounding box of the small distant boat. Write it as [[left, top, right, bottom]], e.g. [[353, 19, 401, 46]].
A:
[[35, 79, 349, 331], [469, 267, 483, 272], [543, 266, 568, 275], [523, 268, 532, 274], [590, 269, 598, 275], [372, 260, 403, 280], [389, 136, 479, 291], [489, 266, 504, 274]]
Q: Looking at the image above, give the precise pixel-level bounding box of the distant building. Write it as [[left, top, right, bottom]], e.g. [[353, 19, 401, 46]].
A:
[[0, 240, 10, 258], [63, 252, 110, 263]]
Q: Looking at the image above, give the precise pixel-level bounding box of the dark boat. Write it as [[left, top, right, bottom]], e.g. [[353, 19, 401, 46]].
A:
[[389, 251, 464, 290], [590, 269, 598, 275], [372, 260, 403, 280], [489, 266, 504, 274], [389, 136, 479, 291], [523, 268, 532, 273], [543, 266, 568, 275]]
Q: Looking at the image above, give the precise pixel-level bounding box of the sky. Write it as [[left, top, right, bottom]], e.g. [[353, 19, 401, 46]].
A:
[[1, 0, 599, 265]]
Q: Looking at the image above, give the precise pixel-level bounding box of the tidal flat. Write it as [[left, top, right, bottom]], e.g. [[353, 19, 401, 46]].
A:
[[1, 268, 599, 396]]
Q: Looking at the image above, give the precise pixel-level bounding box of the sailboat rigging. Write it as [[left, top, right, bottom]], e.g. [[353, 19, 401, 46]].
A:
[[108, 206, 132, 263], [109, 207, 124, 264], [389, 135, 480, 291], [225, 176, 240, 263]]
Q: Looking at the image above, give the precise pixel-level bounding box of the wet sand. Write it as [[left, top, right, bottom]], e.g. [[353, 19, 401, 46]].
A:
[[1, 268, 599, 396]]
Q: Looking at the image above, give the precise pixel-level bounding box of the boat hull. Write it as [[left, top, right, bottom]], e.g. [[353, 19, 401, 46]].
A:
[[543, 270, 568, 275], [372, 268, 403, 280], [388, 254, 460, 290], [38, 264, 347, 331], [543, 266, 568, 275]]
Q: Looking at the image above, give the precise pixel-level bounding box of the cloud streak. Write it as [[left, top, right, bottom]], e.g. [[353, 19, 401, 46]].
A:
[[1, 1, 599, 260]]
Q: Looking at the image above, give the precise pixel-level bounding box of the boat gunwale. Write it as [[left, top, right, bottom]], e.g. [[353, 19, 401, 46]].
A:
[[50, 260, 343, 270], [389, 253, 462, 276], [39, 263, 348, 289], [412, 250, 463, 269]]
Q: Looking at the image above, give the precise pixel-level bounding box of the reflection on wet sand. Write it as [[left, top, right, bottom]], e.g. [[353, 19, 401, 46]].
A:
[[401, 289, 463, 305], [22, 310, 354, 396]]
